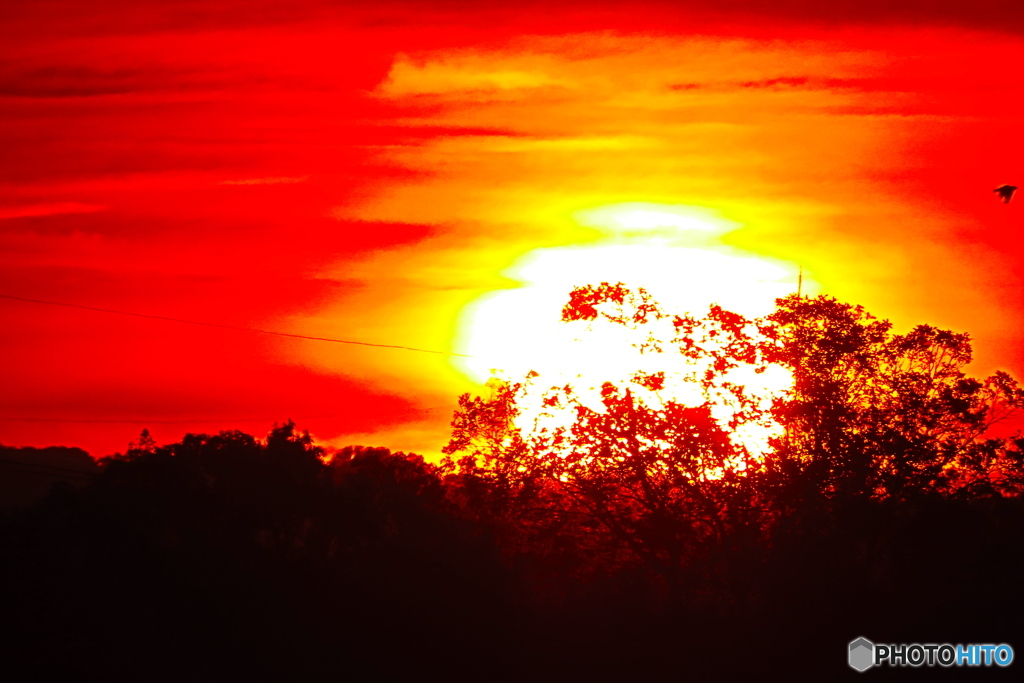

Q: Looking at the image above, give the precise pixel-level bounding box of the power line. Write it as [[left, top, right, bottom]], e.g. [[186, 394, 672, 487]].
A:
[[0, 415, 343, 425], [0, 407, 444, 425], [0, 293, 471, 357]]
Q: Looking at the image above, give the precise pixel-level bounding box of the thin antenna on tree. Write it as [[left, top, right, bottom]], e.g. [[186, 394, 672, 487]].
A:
[[797, 265, 803, 298]]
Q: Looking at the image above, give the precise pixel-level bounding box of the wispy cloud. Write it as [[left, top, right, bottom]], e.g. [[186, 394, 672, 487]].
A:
[[378, 52, 562, 97], [0, 202, 106, 220], [220, 176, 309, 186]]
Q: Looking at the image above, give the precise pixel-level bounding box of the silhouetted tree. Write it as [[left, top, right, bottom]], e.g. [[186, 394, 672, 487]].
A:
[[764, 294, 1024, 503], [445, 284, 784, 590], [444, 283, 1024, 591]]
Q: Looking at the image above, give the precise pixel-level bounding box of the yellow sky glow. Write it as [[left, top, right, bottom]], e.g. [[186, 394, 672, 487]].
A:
[[301, 28, 1024, 457]]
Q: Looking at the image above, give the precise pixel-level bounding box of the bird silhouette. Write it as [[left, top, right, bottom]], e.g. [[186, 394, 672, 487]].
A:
[[994, 184, 1018, 203]]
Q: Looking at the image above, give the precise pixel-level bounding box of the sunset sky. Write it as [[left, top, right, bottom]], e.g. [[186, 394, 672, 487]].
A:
[[2, 0, 1023, 458]]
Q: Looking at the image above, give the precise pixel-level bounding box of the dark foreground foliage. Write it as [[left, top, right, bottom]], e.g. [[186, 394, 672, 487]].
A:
[[4, 293, 1024, 679], [3, 423, 1023, 681], [2, 427, 513, 681]]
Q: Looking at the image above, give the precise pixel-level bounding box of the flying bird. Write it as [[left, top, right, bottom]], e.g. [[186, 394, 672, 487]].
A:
[[994, 184, 1017, 203]]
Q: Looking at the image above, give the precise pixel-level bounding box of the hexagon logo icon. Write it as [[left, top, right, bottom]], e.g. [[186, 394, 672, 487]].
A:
[[849, 637, 874, 672]]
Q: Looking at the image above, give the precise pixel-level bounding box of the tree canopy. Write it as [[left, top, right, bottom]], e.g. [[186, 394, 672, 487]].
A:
[[443, 284, 1024, 583]]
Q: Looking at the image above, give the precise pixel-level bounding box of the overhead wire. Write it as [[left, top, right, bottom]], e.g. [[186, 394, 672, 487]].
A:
[[0, 293, 471, 357], [0, 292, 463, 429], [1, 414, 345, 425]]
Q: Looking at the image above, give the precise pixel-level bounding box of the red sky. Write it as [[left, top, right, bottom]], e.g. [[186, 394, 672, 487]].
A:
[[2, 0, 1024, 458]]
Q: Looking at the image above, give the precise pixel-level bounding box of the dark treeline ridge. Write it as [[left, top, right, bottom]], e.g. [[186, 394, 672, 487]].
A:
[[2, 425, 1022, 681], [4, 292, 1024, 680]]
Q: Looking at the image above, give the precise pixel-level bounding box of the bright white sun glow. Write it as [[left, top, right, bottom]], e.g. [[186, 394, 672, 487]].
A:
[[454, 203, 813, 456]]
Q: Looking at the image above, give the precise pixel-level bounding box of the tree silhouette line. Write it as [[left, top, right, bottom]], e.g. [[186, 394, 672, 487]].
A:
[[3, 290, 1024, 680]]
